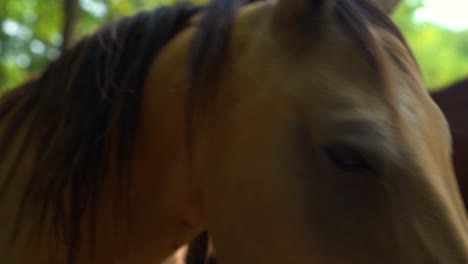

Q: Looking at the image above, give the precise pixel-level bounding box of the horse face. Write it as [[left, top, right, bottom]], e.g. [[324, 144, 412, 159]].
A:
[[198, 1, 468, 263]]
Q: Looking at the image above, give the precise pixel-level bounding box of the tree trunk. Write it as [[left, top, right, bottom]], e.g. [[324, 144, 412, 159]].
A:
[[62, 0, 80, 51]]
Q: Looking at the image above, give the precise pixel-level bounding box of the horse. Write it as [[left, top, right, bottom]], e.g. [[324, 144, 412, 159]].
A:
[[1, 0, 468, 263]]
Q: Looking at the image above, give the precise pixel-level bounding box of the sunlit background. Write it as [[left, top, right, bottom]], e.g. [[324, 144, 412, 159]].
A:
[[1, 0, 468, 90], [415, 0, 468, 31]]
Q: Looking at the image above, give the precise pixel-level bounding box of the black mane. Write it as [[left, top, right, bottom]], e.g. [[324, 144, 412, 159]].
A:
[[0, 2, 201, 262]]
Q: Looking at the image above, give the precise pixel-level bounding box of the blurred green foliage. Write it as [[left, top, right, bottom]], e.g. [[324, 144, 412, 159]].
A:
[[1, 0, 467, 91], [393, 0, 468, 90]]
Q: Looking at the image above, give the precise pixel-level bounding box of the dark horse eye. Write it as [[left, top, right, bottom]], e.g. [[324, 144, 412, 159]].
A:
[[323, 144, 376, 174]]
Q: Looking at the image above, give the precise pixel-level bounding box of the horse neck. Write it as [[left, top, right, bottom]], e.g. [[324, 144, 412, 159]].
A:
[[125, 24, 207, 260]]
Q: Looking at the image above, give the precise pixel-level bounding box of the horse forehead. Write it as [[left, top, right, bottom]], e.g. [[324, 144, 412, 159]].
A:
[[230, 1, 423, 115]]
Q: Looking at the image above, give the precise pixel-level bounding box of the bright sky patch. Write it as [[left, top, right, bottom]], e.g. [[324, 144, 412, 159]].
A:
[[414, 0, 468, 31]]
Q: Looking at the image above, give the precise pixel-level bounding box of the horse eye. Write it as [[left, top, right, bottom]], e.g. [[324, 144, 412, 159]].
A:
[[323, 144, 376, 174]]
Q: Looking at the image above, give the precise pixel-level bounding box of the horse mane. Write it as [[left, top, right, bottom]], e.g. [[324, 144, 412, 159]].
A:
[[0, 2, 200, 261]]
